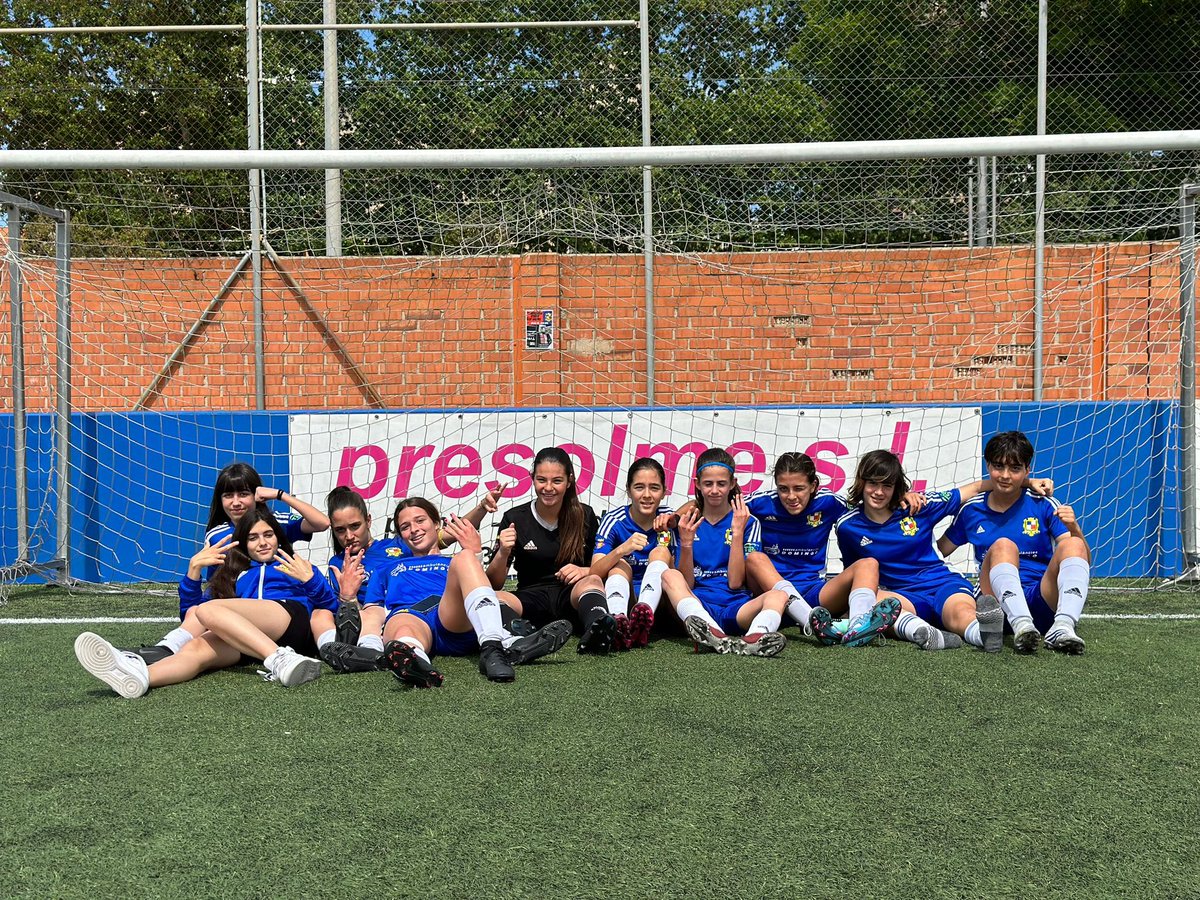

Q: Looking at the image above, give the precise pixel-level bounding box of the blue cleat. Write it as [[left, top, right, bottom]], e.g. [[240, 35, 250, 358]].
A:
[[842, 596, 902, 648], [808, 607, 846, 646]]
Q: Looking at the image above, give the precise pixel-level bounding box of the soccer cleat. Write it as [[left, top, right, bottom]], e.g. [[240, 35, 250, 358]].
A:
[[808, 607, 845, 646], [729, 630, 786, 658], [75, 632, 150, 699], [613, 613, 633, 651], [911, 625, 964, 651], [334, 600, 362, 645], [975, 593, 1004, 653], [1012, 621, 1042, 654], [684, 615, 732, 654], [842, 596, 902, 648], [507, 617, 536, 638], [505, 619, 572, 666], [1044, 620, 1085, 655], [577, 612, 617, 655], [382, 641, 444, 688], [123, 644, 175, 665], [478, 640, 516, 682], [628, 602, 655, 648], [319, 640, 384, 674], [261, 646, 322, 687]]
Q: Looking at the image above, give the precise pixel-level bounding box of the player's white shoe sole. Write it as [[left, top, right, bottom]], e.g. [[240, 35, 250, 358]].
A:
[[74, 631, 150, 699]]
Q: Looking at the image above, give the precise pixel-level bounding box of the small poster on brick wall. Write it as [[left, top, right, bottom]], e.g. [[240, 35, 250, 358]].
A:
[[524, 309, 554, 350]]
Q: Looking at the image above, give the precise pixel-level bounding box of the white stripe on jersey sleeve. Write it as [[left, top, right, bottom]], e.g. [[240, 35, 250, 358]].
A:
[[595, 507, 627, 542]]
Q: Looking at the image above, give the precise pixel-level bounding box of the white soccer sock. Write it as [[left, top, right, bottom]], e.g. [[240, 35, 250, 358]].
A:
[[358, 634, 384, 652], [775, 579, 814, 625], [1056, 557, 1090, 623], [317, 628, 336, 648], [399, 635, 431, 664], [604, 573, 631, 617], [990, 562, 1032, 628], [637, 560, 668, 613], [746, 608, 783, 636], [462, 585, 506, 643], [157, 626, 194, 654], [963, 621, 983, 648], [675, 596, 720, 631], [848, 588, 875, 621], [893, 610, 925, 644]]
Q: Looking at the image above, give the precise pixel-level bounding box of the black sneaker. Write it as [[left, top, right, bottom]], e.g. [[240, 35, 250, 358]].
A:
[[505, 619, 572, 666], [122, 645, 175, 665], [335, 601, 362, 644], [507, 617, 536, 638], [478, 640, 516, 682], [319, 640, 383, 674], [382, 640, 444, 688], [577, 612, 617, 655]]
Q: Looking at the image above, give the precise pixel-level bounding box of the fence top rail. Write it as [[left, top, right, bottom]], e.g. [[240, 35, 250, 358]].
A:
[[1, 132, 1197, 171], [0, 19, 638, 37]]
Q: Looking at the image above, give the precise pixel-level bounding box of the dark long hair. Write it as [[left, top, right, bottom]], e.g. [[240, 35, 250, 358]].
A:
[[693, 447, 739, 510], [207, 504, 293, 599], [626, 457, 667, 491], [847, 450, 909, 511], [533, 447, 586, 567], [326, 485, 370, 555], [205, 461, 263, 530]]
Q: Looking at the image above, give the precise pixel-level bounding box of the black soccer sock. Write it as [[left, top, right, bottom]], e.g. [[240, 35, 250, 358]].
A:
[[500, 604, 518, 627], [577, 589, 609, 629]]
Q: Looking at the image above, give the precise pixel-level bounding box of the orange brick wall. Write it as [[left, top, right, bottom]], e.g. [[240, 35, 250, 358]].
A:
[[0, 244, 1180, 413]]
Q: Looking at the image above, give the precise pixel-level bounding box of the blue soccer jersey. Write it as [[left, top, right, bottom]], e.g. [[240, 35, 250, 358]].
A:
[[748, 490, 847, 581], [944, 491, 1069, 587], [593, 504, 677, 589], [366, 554, 451, 615], [326, 536, 411, 602], [179, 560, 337, 618], [202, 512, 309, 583], [689, 509, 762, 607], [835, 489, 963, 590]]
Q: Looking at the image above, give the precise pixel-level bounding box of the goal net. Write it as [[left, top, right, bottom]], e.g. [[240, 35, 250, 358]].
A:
[[0, 140, 1195, 601]]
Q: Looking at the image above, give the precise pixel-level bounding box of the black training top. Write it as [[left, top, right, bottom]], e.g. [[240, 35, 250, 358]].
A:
[[495, 501, 600, 589]]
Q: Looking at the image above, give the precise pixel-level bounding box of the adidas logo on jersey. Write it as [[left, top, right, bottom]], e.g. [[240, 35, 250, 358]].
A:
[[523, 540, 538, 550], [975, 525, 986, 534], [859, 536, 873, 546]]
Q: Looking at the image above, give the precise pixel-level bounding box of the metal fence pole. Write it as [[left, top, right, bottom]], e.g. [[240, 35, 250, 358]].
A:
[[1034, 0, 1048, 401], [247, 0, 265, 408], [639, 0, 655, 406], [976, 156, 989, 245], [1181, 185, 1198, 570], [54, 214, 72, 575], [324, 0, 342, 257], [7, 205, 28, 560]]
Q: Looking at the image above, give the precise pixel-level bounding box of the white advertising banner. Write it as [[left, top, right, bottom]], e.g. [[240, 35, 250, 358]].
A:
[[290, 407, 982, 569]]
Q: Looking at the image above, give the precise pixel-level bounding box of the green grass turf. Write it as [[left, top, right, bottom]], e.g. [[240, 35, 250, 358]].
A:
[[2, 589, 1198, 899]]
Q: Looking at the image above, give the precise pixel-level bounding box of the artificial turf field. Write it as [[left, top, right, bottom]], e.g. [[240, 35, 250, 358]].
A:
[[2, 587, 1198, 900]]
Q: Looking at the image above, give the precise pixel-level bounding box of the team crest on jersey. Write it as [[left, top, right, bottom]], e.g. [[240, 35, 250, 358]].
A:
[[806, 511, 823, 527], [386, 546, 405, 557], [899, 516, 918, 536], [657, 531, 672, 547], [1022, 517, 1040, 537], [724, 528, 733, 546]]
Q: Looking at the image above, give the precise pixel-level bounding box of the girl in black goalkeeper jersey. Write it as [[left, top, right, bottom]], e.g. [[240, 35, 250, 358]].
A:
[[486, 447, 613, 653]]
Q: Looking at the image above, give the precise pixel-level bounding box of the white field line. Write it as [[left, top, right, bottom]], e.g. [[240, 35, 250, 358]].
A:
[[2, 613, 1199, 625]]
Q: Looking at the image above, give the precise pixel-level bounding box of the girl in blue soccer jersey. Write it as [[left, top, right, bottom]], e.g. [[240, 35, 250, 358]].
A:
[[836, 449, 1051, 652], [74, 505, 335, 698], [657, 448, 789, 657], [590, 457, 676, 650], [937, 431, 1090, 654], [743, 451, 925, 647], [371, 498, 571, 687], [124, 461, 330, 664]]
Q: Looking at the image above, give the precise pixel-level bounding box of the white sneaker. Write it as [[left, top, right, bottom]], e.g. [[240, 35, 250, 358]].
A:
[[74, 632, 150, 698], [261, 646, 322, 687], [1044, 621, 1085, 655], [1012, 621, 1042, 654]]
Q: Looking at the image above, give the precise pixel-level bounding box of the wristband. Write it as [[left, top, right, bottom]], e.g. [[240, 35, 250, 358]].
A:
[[277, 489, 285, 501]]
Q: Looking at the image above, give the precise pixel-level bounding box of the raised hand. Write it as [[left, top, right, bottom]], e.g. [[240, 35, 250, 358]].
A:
[[498, 524, 517, 553], [334, 547, 365, 599], [677, 507, 701, 546], [189, 534, 233, 576], [730, 494, 750, 534], [482, 483, 508, 514], [442, 514, 483, 554], [275, 547, 315, 583]]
